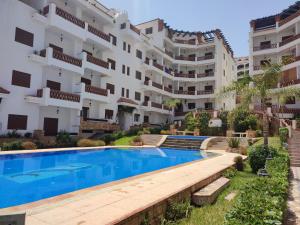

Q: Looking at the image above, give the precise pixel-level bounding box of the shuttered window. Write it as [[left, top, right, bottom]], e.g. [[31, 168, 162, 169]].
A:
[[135, 71, 142, 80], [11, 70, 31, 88], [126, 89, 129, 98], [7, 114, 28, 130], [136, 49, 143, 59], [105, 109, 114, 120], [106, 83, 115, 94], [15, 27, 34, 47], [135, 92, 141, 101], [47, 80, 61, 90], [108, 58, 116, 70]]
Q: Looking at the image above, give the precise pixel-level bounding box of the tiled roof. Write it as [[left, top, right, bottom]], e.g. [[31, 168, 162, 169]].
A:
[[117, 97, 138, 106], [0, 87, 9, 94]]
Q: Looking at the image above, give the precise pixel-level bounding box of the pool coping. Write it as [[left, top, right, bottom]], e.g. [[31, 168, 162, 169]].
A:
[[0, 148, 221, 214]]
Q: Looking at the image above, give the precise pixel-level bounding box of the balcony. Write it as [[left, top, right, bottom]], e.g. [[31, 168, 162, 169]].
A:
[[0, 87, 10, 98], [86, 24, 112, 49], [25, 88, 82, 109], [78, 83, 109, 103], [174, 72, 196, 79], [197, 55, 214, 61], [120, 22, 140, 40], [253, 43, 277, 52], [280, 79, 300, 88], [30, 47, 84, 75], [153, 61, 164, 71], [174, 39, 196, 45], [175, 55, 196, 62], [141, 101, 169, 114], [279, 34, 300, 47], [143, 80, 172, 96], [80, 118, 119, 132], [197, 90, 214, 95], [82, 52, 110, 76]]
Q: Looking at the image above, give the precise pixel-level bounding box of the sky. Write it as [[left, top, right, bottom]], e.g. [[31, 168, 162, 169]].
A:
[[99, 0, 296, 57]]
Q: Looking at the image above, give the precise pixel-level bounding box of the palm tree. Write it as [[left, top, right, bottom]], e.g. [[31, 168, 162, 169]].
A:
[[219, 63, 300, 147], [163, 98, 182, 124]]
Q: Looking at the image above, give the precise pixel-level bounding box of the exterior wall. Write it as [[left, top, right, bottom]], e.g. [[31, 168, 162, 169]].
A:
[[0, 0, 236, 135]]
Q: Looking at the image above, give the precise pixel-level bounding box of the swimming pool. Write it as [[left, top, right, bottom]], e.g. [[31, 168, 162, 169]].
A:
[[0, 147, 206, 208]]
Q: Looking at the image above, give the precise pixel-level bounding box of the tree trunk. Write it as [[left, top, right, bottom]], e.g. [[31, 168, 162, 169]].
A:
[[263, 112, 269, 148]]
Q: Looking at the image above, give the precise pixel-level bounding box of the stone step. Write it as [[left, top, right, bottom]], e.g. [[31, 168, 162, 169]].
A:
[[192, 177, 230, 206]]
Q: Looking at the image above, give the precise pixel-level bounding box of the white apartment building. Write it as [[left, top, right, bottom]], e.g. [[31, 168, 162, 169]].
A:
[[235, 56, 249, 79], [249, 1, 300, 117], [0, 0, 236, 136]]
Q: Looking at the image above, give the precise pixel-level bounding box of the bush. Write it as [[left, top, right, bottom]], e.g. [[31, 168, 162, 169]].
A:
[[132, 136, 142, 143], [6, 130, 22, 138], [229, 108, 258, 132], [227, 138, 240, 148], [234, 156, 244, 171], [21, 141, 37, 150], [255, 130, 262, 137], [248, 145, 269, 173], [2, 141, 23, 151], [222, 167, 237, 179], [160, 130, 171, 135], [149, 127, 162, 134], [164, 200, 193, 222], [279, 127, 289, 144], [225, 148, 289, 225], [77, 139, 105, 147], [56, 131, 74, 147]]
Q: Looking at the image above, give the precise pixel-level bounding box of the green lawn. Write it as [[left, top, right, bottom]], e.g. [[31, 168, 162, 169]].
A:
[[177, 137, 281, 225], [113, 136, 136, 146]]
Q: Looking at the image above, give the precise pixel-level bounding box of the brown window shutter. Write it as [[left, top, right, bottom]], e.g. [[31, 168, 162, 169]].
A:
[[107, 58, 116, 70], [105, 109, 114, 120], [81, 77, 91, 85], [47, 80, 61, 90], [15, 27, 34, 47], [11, 70, 31, 88], [49, 43, 63, 53], [106, 83, 115, 94], [7, 114, 28, 130], [135, 92, 141, 101]]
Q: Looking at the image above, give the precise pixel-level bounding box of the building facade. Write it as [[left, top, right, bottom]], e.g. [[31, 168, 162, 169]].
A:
[[0, 0, 236, 136], [249, 1, 300, 117], [235, 56, 249, 79]]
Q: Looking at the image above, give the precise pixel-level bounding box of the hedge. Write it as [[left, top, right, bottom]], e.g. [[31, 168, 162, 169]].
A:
[[224, 145, 289, 225]]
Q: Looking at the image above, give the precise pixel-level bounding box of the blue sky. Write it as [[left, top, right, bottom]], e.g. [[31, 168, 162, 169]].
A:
[[100, 0, 296, 57]]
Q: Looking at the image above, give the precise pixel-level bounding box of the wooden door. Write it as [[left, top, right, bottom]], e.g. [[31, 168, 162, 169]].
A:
[[43, 118, 58, 136]]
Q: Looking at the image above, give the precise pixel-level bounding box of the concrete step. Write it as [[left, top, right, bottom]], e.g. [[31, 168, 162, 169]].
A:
[[192, 177, 230, 206]]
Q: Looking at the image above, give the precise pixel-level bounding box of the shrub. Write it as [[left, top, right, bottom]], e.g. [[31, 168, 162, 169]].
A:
[[2, 141, 23, 151], [126, 127, 141, 136], [222, 167, 237, 179], [6, 130, 21, 138], [56, 131, 74, 147], [77, 139, 105, 147], [234, 156, 244, 171], [279, 127, 289, 144], [132, 136, 142, 143], [149, 127, 162, 134], [164, 200, 193, 222], [227, 138, 240, 148], [255, 129, 262, 137], [248, 145, 278, 173], [21, 141, 37, 150], [225, 149, 289, 225], [199, 112, 211, 134], [229, 108, 258, 132], [160, 130, 170, 135]]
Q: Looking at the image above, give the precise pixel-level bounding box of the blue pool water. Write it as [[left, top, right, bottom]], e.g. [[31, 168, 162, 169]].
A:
[[0, 147, 205, 208]]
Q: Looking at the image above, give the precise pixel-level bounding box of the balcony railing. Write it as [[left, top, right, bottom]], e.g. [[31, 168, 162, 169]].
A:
[[54, 6, 85, 28], [175, 55, 196, 61], [130, 24, 140, 35], [279, 11, 300, 27], [174, 111, 187, 117], [152, 81, 163, 90], [280, 79, 300, 88], [174, 90, 196, 95], [253, 65, 261, 71], [153, 61, 164, 71], [85, 85, 108, 96], [164, 86, 173, 93], [163, 105, 171, 111], [151, 102, 163, 109], [253, 43, 277, 51], [38, 89, 80, 102], [197, 72, 214, 78], [86, 54, 109, 69], [174, 39, 196, 45], [197, 90, 214, 95], [165, 49, 174, 58], [88, 25, 110, 42], [174, 72, 196, 78], [53, 49, 82, 67], [197, 55, 214, 61], [279, 34, 300, 47]]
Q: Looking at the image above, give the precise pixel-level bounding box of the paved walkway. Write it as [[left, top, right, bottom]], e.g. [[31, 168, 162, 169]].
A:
[[0, 151, 240, 225]]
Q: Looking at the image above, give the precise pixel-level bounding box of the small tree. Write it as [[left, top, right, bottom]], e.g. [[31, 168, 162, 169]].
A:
[[163, 98, 182, 124], [219, 63, 300, 147]]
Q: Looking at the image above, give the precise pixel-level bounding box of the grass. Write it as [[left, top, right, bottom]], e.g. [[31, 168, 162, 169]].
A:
[[113, 136, 136, 146], [177, 137, 281, 225]]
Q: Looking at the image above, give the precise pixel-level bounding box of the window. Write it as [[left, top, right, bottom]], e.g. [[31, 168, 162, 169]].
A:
[[128, 44, 131, 53], [120, 23, 126, 29], [136, 49, 142, 59], [105, 109, 114, 120], [122, 65, 126, 74], [7, 114, 28, 130], [121, 88, 125, 97], [144, 115, 149, 123], [127, 67, 130, 76], [188, 103, 196, 109], [135, 71, 142, 80], [135, 92, 141, 101], [11, 70, 31, 88], [109, 34, 117, 46], [15, 27, 34, 47], [145, 27, 153, 34], [205, 102, 213, 110], [123, 41, 126, 51], [126, 89, 129, 98], [223, 70, 225, 76], [107, 58, 116, 70], [47, 80, 61, 90], [106, 83, 115, 94], [134, 114, 140, 122]]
